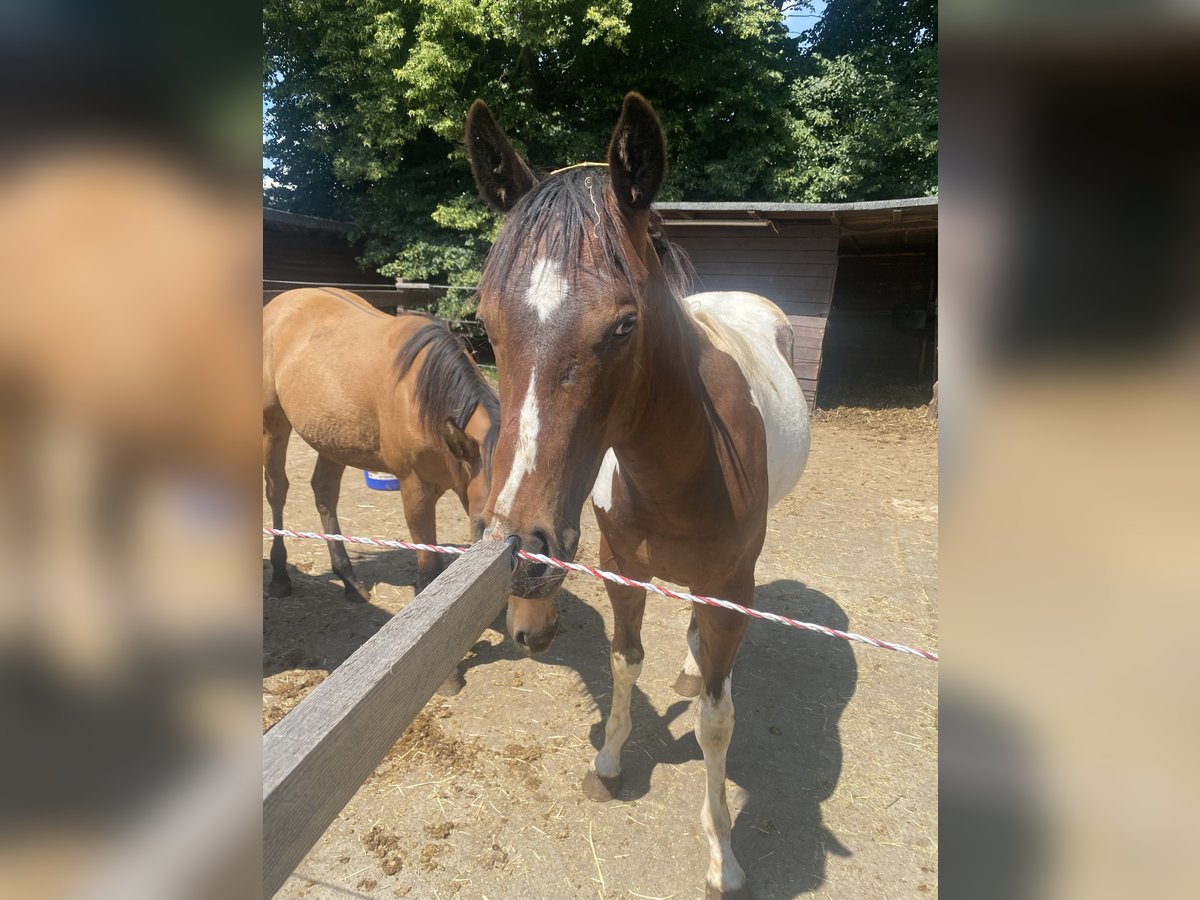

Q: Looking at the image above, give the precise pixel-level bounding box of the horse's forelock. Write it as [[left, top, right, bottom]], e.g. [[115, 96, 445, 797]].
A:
[[481, 167, 667, 309]]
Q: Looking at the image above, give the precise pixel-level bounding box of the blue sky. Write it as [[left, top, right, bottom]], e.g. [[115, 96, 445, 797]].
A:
[[787, 0, 827, 41]]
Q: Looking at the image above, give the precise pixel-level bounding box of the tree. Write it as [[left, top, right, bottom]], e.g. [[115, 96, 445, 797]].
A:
[[265, 0, 801, 317], [775, 0, 937, 200], [263, 1, 936, 315]]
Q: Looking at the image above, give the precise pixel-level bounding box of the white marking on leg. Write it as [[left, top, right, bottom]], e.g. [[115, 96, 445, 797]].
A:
[[591, 448, 619, 512], [593, 650, 642, 778], [526, 258, 568, 322], [681, 619, 702, 678], [696, 676, 745, 893], [492, 368, 539, 518]]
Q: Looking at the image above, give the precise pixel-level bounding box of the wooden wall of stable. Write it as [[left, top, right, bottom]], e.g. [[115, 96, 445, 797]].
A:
[[263, 224, 404, 310], [662, 223, 841, 408]]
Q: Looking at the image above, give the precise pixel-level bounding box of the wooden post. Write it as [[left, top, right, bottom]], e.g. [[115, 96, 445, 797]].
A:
[[262, 540, 513, 898]]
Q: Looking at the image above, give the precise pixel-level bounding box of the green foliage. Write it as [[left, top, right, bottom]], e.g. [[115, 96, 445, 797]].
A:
[[774, 0, 936, 201], [774, 48, 937, 202], [264, 0, 936, 317]]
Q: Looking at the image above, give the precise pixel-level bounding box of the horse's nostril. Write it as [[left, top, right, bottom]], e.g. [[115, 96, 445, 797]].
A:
[[529, 529, 551, 555], [524, 529, 551, 579], [514, 629, 529, 647]]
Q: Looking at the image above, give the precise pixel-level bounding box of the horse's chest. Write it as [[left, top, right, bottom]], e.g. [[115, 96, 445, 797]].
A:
[[599, 499, 759, 589]]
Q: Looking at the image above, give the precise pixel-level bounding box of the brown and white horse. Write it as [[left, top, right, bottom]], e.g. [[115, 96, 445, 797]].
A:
[[263, 287, 499, 599], [466, 94, 810, 897]]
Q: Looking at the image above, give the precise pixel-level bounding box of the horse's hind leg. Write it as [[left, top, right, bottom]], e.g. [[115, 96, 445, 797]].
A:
[[582, 535, 647, 802], [674, 608, 704, 697], [311, 455, 371, 602], [263, 410, 293, 597], [694, 589, 752, 899]]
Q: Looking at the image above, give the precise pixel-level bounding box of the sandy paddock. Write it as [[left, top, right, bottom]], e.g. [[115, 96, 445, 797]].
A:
[[263, 410, 938, 899]]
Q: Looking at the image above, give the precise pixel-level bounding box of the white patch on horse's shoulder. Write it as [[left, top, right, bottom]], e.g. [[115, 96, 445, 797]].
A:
[[591, 448, 619, 512], [684, 292, 811, 508], [526, 258, 569, 322], [493, 368, 540, 517]]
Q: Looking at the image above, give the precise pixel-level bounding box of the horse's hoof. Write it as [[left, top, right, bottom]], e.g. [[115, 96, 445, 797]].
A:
[[705, 884, 753, 900], [436, 670, 466, 697], [581, 769, 622, 802], [267, 580, 293, 598], [673, 672, 703, 698], [344, 584, 371, 603]]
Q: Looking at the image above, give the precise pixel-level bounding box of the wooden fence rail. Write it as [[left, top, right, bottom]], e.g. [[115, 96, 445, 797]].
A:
[[262, 540, 513, 898]]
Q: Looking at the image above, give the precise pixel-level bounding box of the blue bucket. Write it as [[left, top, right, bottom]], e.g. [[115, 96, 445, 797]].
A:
[[363, 470, 400, 491]]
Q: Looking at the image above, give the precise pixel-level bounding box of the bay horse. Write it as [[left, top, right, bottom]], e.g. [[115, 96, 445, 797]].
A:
[[465, 95, 810, 897], [263, 287, 499, 600]]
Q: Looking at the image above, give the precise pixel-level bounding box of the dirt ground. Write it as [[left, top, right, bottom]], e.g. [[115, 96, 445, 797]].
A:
[[263, 409, 938, 899]]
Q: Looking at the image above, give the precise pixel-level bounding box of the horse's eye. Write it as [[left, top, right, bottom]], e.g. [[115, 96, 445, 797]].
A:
[[613, 315, 637, 338]]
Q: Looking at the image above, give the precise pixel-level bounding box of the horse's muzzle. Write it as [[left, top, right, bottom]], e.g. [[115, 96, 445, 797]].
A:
[[507, 597, 560, 655]]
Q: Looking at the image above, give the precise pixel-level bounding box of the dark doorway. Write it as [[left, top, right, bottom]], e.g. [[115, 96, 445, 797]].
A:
[[818, 244, 937, 409]]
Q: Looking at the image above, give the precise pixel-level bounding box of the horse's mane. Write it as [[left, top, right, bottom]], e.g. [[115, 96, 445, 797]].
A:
[[479, 166, 694, 306], [394, 319, 500, 479], [648, 220, 695, 302]]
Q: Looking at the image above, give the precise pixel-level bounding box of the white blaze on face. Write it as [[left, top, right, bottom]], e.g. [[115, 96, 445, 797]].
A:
[[493, 368, 540, 518], [526, 258, 568, 322]]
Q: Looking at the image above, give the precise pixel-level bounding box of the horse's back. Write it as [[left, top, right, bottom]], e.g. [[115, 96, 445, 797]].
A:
[[684, 291, 810, 507], [265, 288, 383, 399], [263, 288, 410, 467], [264, 287, 389, 337], [265, 287, 404, 364]]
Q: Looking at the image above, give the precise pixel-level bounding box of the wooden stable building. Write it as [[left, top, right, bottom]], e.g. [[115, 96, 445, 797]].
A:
[[264, 197, 938, 408], [657, 197, 938, 408], [263, 208, 430, 309]]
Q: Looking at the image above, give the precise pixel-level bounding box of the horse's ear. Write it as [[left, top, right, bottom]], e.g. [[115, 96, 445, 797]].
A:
[[607, 92, 666, 213], [443, 419, 480, 465], [465, 99, 537, 213]]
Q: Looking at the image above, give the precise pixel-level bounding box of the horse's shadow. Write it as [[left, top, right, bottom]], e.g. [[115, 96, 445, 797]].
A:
[[565, 578, 857, 899], [485, 577, 856, 898], [263, 549, 590, 678], [265, 561, 855, 897], [723, 579, 857, 897], [263, 548, 421, 677]]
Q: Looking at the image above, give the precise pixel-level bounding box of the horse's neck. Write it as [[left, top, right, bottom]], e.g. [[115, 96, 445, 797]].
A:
[[615, 286, 714, 493]]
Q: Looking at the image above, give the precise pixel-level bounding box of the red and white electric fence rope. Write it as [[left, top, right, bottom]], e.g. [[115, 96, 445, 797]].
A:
[[263, 527, 939, 662]]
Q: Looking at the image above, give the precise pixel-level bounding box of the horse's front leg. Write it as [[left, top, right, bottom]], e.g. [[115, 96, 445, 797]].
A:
[[582, 534, 646, 802], [398, 474, 444, 593], [674, 607, 704, 697], [694, 583, 752, 900]]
